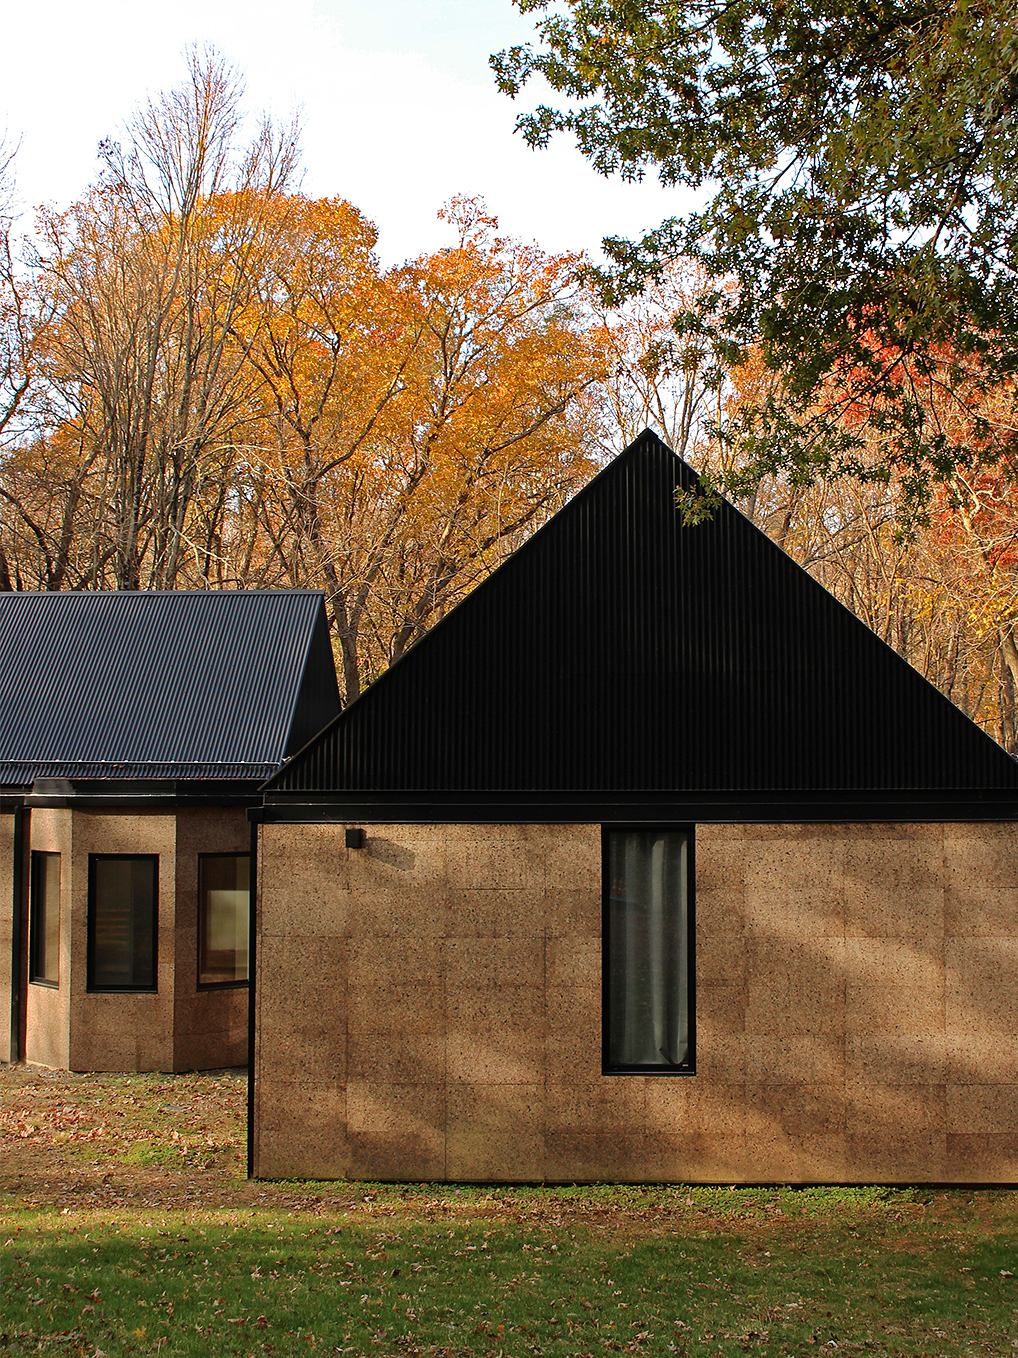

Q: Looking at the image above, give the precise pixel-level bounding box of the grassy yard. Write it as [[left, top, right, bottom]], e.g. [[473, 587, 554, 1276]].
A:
[[3, 1068, 1018, 1356]]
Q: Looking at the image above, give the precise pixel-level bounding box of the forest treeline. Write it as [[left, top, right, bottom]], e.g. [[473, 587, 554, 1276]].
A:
[[2, 52, 1017, 750]]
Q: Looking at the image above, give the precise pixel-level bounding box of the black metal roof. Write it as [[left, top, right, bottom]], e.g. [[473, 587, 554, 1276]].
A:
[[266, 432, 1018, 806], [0, 589, 339, 785]]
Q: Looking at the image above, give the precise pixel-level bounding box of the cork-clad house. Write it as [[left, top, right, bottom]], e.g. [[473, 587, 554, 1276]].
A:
[[1, 589, 339, 1073], [251, 431, 1018, 1185]]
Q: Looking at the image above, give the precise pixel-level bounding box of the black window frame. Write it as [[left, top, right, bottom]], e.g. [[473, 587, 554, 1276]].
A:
[[28, 850, 61, 988], [601, 823, 696, 1076], [86, 853, 159, 993], [197, 852, 251, 990]]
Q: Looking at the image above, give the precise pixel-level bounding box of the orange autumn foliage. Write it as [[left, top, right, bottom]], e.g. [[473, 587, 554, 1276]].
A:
[[7, 186, 607, 703], [709, 338, 1018, 752]]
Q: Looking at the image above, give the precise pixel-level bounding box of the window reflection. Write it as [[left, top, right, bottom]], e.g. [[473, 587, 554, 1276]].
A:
[[199, 854, 250, 985]]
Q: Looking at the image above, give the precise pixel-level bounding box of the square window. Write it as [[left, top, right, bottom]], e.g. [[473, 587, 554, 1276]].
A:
[[198, 854, 250, 986], [87, 855, 158, 991], [603, 828, 694, 1073], [29, 851, 60, 986]]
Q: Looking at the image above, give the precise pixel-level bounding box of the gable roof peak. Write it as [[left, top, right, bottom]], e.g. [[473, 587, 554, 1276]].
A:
[[268, 439, 1017, 798]]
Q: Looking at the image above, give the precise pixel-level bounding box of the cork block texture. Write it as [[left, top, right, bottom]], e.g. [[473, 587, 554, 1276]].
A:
[[14, 806, 249, 1073], [253, 820, 1018, 1184]]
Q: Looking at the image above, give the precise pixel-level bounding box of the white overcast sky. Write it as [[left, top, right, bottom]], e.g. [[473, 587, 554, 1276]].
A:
[[1, 0, 688, 267]]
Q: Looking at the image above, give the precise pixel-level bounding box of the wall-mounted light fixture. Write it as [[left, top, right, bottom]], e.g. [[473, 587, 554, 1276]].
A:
[[345, 827, 365, 850]]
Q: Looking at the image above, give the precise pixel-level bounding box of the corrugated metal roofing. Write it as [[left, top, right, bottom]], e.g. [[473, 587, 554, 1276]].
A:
[[268, 432, 1018, 797], [0, 589, 340, 784]]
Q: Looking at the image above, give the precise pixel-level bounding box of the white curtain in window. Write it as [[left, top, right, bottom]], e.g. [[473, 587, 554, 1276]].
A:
[[608, 830, 689, 1067]]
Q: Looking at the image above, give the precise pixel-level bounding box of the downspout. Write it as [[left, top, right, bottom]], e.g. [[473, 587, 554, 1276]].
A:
[[246, 811, 258, 1178], [9, 803, 25, 1062]]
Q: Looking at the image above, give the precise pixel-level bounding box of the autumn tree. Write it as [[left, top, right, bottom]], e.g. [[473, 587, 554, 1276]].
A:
[[683, 335, 1018, 749], [0, 142, 65, 590], [494, 0, 1018, 510], [588, 259, 713, 461], [5, 175, 606, 698], [232, 193, 425, 698], [243, 195, 606, 703], [369, 198, 605, 675], [34, 47, 299, 589], [0, 53, 643, 708], [0, 143, 29, 448]]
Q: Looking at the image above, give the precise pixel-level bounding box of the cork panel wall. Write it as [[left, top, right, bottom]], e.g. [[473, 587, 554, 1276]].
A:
[[172, 807, 250, 1072], [942, 823, 1018, 1181], [0, 812, 15, 1062], [254, 823, 601, 1181], [681, 822, 1018, 1184], [255, 822, 357, 1179], [67, 811, 176, 1073], [24, 809, 72, 1069], [255, 819, 1018, 1184]]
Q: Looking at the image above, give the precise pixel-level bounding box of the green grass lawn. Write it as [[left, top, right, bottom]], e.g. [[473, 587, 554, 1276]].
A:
[[6, 1186, 1018, 1356], [4, 1069, 1018, 1356]]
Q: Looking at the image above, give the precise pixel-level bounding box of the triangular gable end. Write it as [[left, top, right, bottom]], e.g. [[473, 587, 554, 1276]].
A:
[[267, 431, 1018, 801], [284, 601, 344, 759]]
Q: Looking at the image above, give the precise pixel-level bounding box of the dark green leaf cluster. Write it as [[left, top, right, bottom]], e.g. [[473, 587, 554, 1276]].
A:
[[493, 0, 1018, 509]]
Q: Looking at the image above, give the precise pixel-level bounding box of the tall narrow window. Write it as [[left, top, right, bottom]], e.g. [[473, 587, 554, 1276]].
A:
[[604, 829, 693, 1072], [88, 855, 158, 991], [198, 854, 250, 986], [29, 851, 60, 986]]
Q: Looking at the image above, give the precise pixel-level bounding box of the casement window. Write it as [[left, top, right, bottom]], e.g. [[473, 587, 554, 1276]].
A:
[[198, 854, 250, 987], [29, 851, 61, 987], [603, 828, 694, 1073], [87, 855, 158, 991]]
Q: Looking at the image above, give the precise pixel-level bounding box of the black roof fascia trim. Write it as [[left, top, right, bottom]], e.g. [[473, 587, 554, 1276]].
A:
[[27, 795, 260, 810], [30, 778, 261, 796], [252, 790, 1018, 824], [25, 779, 262, 809], [26, 793, 260, 803]]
